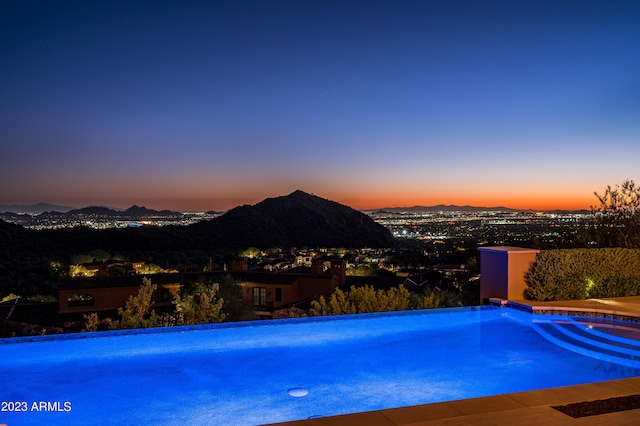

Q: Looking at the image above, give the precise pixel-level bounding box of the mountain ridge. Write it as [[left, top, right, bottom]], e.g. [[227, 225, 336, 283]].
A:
[[190, 190, 396, 248], [0, 203, 76, 214], [375, 204, 519, 213], [0, 191, 397, 252], [64, 205, 179, 217], [374, 204, 589, 214]]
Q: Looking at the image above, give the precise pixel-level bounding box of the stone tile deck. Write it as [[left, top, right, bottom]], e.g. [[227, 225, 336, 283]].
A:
[[268, 297, 640, 426]]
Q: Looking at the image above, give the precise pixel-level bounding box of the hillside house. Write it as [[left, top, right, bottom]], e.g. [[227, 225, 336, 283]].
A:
[[58, 273, 181, 314], [231, 258, 347, 317], [58, 259, 348, 318]]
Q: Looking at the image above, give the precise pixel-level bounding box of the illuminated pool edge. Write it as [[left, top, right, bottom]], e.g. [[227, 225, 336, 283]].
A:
[[0, 305, 493, 345]]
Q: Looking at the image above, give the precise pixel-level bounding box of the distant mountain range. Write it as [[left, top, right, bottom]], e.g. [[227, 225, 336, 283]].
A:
[[0, 203, 76, 214], [374, 204, 520, 213], [0, 203, 185, 217], [62, 205, 179, 217], [0, 191, 397, 252], [375, 205, 589, 214]]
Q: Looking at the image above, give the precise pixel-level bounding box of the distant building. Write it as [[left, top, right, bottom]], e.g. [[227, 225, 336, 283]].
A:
[[73, 260, 145, 278], [58, 273, 181, 314], [295, 254, 315, 266], [230, 258, 346, 318]]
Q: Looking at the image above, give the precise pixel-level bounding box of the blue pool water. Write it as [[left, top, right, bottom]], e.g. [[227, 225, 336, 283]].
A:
[[1, 306, 640, 425]]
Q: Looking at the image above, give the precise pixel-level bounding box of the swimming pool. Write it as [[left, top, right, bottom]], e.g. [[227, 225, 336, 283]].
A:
[[1, 306, 639, 425]]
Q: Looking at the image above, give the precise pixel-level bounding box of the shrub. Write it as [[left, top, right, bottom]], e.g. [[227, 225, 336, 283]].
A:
[[309, 285, 459, 316], [272, 307, 307, 319], [82, 313, 100, 332], [524, 248, 640, 301]]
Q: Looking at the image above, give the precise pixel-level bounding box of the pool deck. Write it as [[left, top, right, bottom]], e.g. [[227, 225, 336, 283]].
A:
[[269, 296, 640, 426]]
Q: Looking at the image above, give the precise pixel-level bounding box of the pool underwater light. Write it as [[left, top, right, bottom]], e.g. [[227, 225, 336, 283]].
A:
[[288, 387, 309, 397]]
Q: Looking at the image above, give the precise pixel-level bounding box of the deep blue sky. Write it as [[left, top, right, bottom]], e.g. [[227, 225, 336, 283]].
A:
[[1, 0, 639, 211]]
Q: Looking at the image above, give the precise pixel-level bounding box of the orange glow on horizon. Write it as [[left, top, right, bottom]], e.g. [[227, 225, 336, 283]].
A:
[[11, 187, 598, 213]]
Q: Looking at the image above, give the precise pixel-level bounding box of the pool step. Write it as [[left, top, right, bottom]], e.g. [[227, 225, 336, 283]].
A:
[[532, 318, 640, 369]]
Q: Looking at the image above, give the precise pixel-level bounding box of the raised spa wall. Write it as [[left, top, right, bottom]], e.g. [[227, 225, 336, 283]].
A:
[[478, 246, 539, 304]]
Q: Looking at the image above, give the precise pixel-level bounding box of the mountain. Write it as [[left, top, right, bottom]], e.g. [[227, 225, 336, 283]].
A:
[[545, 209, 590, 215], [0, 203, 75, 214], [66, 205, 178, 217], [124, 205, 177, 217], [0, 191, 397, 253], [190, 190, 397, 248], [67, 206, 122, 216]]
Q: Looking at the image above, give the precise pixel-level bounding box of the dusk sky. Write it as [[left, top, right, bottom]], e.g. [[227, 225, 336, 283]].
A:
[[1, 0, 639, 212]]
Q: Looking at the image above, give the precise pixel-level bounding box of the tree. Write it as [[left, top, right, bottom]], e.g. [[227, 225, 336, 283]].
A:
[[69, 264, 94, 277], [589, 179, 640, 248], [183, 274, 254, 321], [173, 284, 226, 325], [239, 247, 261, 259], [137, 263, 165, 274], [346, 265, 377, 277], [216, 274, 255, 321], [117, 277, 160, 329]]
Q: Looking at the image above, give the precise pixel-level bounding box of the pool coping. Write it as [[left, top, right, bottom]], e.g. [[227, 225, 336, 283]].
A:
[[489, 297, 640, 323]]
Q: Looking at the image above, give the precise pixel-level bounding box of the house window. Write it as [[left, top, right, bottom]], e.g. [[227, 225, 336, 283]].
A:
[[67, 293, 95, 308], [253, 287, 266, 306], [275, 287, 282, 302]]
